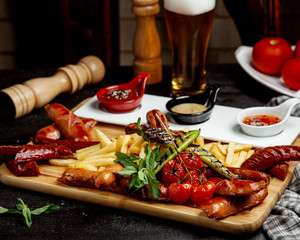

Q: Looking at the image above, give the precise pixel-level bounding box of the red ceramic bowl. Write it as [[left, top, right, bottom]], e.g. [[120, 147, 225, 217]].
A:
[[97, 72, 150, 113]]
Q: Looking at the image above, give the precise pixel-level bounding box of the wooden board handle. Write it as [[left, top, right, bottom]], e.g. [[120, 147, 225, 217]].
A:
[[0, 55, 105, 119]]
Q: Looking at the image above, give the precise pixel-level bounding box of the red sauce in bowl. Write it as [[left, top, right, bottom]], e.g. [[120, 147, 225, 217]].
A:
[[102, 89, 139, 102], [242, 114, 281, 126]]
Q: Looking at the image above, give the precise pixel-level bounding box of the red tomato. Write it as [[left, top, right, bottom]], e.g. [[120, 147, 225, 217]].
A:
[[184, 170, 207, 185], [281, 58, 300, 90], [161, 160, 185, 186], [294, 40, 300, 58], [190, 181, 216, 206], [168, 182, 192, 204], [174, 152, 202, 170], [252, 37, 293, 75]]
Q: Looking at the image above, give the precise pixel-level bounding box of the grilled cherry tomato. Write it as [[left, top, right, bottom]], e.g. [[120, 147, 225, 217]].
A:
[[184, 170, 207, 185], [294, 40, 300, 58], [168, 182, 192, 204], [252, 37, 293, 75], [161, 160, 185, 186], [190, 181, 216, 206], [174, 152, 202, 170], [281, 58, 300, 90]]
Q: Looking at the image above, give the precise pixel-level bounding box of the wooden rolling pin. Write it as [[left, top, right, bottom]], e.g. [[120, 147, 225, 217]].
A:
[[0, 55, 105, 119]]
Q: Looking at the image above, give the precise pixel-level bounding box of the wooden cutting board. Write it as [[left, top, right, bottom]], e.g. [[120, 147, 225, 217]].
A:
[[0, 99, 299, 234]]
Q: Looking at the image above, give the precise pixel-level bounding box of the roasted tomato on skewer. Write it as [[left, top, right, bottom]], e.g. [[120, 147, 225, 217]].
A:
[[161, 159, 185, 186]]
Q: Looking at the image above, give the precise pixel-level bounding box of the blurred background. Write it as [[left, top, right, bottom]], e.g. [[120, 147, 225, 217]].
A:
[[0, 0, 299, 70]]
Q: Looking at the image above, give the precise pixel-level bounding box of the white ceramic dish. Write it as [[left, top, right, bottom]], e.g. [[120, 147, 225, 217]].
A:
[[74, 94, 300, 148], [235, 46, 300, 98], [236, 98, 300, 137]]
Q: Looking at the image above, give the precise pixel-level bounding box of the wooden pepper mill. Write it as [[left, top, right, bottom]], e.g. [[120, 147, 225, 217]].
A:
[[0, 55, 105, 119], [132, 0, 162, 85]]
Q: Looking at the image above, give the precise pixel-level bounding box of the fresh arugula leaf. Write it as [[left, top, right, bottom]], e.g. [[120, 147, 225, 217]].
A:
[[0, 206, 9, 214], [31, 204, 60, 215], [129, 174, 144, 191], [16, 203, 24, 211], [114, 152, 139, 168], [23, 207, 32, 228], [0, 198, 59, 228], [117, 166, 137, 176], [144, 169, 160, 199], [114, 142, 166, 199]]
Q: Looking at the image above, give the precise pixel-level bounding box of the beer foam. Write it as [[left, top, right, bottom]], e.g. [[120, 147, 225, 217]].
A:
[[164, 0, 215, 16]]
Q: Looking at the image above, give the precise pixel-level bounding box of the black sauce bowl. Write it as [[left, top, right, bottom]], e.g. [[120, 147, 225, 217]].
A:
[[166, 85, 221, 124]]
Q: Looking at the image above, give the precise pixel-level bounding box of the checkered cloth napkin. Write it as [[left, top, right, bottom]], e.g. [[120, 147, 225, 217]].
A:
[[262, 96, 300, 240]]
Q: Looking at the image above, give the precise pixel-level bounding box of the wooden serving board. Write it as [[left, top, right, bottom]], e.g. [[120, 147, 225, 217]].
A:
[[0, 100, 299, 234]]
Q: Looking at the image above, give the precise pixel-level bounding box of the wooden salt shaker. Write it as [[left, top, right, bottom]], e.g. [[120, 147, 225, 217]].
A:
[[132, 0, 162, 85], [0, 55, 105, 119]]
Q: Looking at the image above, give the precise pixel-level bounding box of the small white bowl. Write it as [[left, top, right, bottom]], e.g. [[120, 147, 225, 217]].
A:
[[236, 98, 300, 137]]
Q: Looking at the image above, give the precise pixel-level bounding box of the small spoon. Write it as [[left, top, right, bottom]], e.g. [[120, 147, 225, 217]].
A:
[[236, 97, 300, 137]]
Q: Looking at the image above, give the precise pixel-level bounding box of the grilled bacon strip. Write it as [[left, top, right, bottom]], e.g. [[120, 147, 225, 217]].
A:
[[45, 103, 93, 141], [241, 145, 300, 171], [201, 188, 268, 219]]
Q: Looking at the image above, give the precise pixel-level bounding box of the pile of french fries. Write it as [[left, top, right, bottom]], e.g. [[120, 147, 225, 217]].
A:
[[49, 130, 255, 171], [49, 129, 156, 171], [196, 136, 254, 168]]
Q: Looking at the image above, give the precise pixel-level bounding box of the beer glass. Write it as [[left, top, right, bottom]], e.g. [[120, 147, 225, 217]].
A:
[[164, 0, 215, 96]]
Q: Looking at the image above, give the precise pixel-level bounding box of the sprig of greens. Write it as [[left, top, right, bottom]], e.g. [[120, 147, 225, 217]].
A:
[[0, 198, 60, 227], [114, 143, 167, 199]]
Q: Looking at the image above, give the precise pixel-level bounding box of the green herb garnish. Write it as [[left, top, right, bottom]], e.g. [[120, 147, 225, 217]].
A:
[[114, 143, 167, 199], [0, 198, 60, 227]]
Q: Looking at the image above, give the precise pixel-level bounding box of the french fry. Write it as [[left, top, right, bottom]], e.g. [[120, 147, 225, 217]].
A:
[[76, 152, 116, 161], [203, 142, 213, 151], [225, 142, 235, 166], [94, 141, 117, 155], [49, 158, 78, 166], [195, 136, 205, 147], [139, 142, 147, 158], [68, 162, 98, 171], [128, 136, 145, 155], [246, 149, 255, 159], [210, 144, 225, 162], [234, 144, 253, 152], [80, 158, 116, 167], [120, 134, 131, 153], [98, 166, 106, 172], [233, 150, 248, 168], [223, 143, 253, 153], [216, 142, 227, 156], [75, 143, 100, 155], [95, 129, 112, 147]]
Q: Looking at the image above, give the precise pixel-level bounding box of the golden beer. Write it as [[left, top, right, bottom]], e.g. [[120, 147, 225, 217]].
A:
[[164, 0, 215, 96]]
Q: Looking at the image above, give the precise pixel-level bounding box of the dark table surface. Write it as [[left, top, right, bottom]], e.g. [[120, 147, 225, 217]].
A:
[[0, 64, 279, 240]]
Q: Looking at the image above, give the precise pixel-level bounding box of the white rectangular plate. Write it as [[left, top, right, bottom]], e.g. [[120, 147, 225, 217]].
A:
[[74, 94, 300, 148]]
